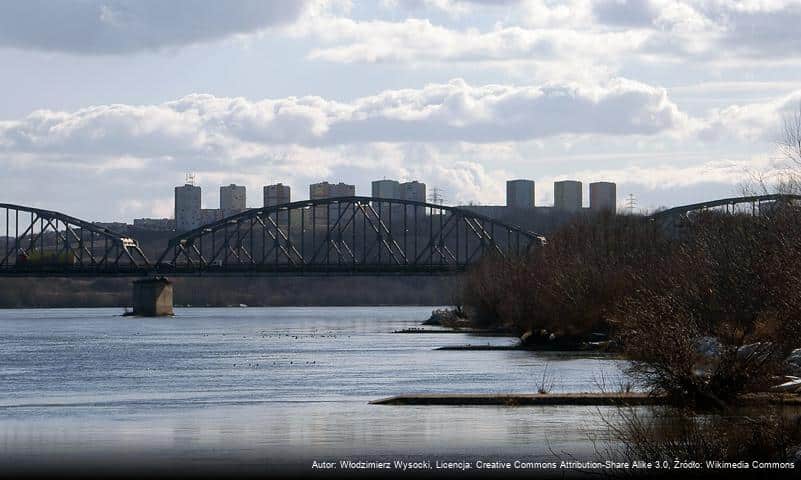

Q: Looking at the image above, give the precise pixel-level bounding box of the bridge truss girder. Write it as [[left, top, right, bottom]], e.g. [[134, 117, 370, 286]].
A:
[[0, 203, 150, 274], [157, 196, 544, 274], [649, 194, 801, 237]]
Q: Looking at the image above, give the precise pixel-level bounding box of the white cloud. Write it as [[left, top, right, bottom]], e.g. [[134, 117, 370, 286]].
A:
[[303, 17, 644, 67], [294, 0, 801, 75], [698, 91, 801, 142], [0, 77, 699, 219], [0, 78, 687, 159]]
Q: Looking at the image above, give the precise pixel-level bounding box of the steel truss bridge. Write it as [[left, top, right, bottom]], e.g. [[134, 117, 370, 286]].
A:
[[0, 203, 150, 275], [649, 194, 801, 234], [649, 193, 801, 220], [0, 197, 545, 276]]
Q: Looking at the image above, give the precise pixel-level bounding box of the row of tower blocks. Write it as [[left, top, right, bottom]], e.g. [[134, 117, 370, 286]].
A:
[[175, 179, 616, 232], [506, 179, 617, 212]]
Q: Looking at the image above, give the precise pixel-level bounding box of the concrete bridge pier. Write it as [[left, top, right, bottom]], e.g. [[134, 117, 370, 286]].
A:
[[131, 277, 174, 316]]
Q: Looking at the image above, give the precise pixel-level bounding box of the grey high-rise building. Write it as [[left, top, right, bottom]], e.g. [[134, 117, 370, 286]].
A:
[[506, 179, 536, 208], [309, 181, 356, 223], [220, 184, 246, 217], [371, 179, 401, 218], [400, 181, 426, 203], [310, 181, 355, 200], [263, 183, 291, 225], [264, 183, 291, 207], [372, 179, 401, 199], [554, 180, 582, 211], [400, 180, 427, 219], [590, 182, 617, 213], [175, 183, 201, 232], [331, 182, 355, 198], [200, 208, 223, 225]]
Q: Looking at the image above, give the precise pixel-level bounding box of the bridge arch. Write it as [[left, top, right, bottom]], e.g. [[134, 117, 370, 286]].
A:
[[648, 194, 801, 237], [157, 196, 545, 274], [0, 203, 150, 274], [649, 194, 801, 220]]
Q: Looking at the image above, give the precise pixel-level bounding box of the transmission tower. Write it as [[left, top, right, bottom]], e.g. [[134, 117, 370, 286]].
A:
[[428, 187, 445, 205], [625, 193, 637, 215], [185, 172, 196, 186]]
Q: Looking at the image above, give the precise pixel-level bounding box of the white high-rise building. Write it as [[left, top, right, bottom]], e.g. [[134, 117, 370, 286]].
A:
[[590, 182, 617, 213], [175, 184, 201, 232], [554, 180, 582, 211], [506, 179, 536, 208], [220, 184, 246, 217]]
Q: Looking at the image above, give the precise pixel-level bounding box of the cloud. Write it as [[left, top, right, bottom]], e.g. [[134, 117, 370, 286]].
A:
[[0, 78, 687, 160], [697, 91, 801, 143], [0, 0, 312, 54], [299, 15, 643, 72], [385, 0, 523, 14], [593, 0, 801, 60], [295, 1, 801, 74], [0, 77, 693, 219]]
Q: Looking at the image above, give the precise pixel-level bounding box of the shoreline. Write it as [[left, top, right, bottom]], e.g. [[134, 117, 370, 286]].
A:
[[0, 304, 449, 310], [370, 392, 801, 406]]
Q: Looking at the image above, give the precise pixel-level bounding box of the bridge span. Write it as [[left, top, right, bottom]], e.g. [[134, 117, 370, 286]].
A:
[[1, 197, 544, 277], [4, 193, 794, 315]]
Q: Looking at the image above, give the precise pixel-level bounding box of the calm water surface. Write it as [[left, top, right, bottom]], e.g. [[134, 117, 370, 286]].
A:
[[0, 307, 630, 473]]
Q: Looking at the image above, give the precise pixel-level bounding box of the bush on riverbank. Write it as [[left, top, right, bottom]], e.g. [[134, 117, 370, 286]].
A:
[[613, 207, 801, 407], [600, 405, 801, 467], [461, 204, 801, 405], [461, 211, 669, 338]]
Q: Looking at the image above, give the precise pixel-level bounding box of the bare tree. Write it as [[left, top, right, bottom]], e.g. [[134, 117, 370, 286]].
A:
[[739, 101, 801, 196], [780, 100, 801, 167]]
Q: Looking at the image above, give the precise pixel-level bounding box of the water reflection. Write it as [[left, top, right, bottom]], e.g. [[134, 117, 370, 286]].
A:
[[0, 307, 631, 471]]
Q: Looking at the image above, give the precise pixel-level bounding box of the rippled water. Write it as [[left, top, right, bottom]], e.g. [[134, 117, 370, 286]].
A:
[[0, 307, 630, 474]]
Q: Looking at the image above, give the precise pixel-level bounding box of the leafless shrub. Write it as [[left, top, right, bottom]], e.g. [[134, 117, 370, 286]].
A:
[[461, 212, 669, 337], [593, 368, 633, 394], [780, 101, 801, 168], [537, 363, 556, 394], [611, 208, 801, 407], [600, 406, 801, 467], [739, 102, 801, 196]]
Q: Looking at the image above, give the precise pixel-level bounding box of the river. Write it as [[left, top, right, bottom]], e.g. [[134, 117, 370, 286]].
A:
[[0, 306, 631, 475]]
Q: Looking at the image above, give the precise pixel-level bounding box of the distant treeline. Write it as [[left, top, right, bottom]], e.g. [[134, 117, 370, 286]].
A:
[[0, 275, 455, 308]]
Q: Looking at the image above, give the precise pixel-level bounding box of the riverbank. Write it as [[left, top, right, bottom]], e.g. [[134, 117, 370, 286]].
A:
[[371, 392, 801, 406], [371, 392, 661, 406]]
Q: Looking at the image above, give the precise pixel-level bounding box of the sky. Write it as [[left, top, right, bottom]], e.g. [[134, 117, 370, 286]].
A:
[[2, 0, 801, 222]]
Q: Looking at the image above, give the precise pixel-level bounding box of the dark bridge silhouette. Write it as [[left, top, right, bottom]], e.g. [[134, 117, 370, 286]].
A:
[[649, 194, 801, 234], [159, 196, 545, 275], [1, 197, 545, 277], [0, 203, 150, 275], [6, 193, 795, 278], [649, 193, 801, 219]]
